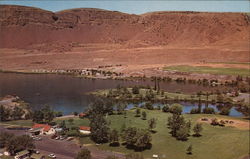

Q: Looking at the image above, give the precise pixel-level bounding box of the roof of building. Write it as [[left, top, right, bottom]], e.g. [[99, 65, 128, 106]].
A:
[[79, 126, 91, 131], [79, 113, 87, 117], [32, 124, 51, 132]]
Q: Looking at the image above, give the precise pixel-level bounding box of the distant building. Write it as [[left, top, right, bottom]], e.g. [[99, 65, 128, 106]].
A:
[[79, 113, 87, 118], [79, 126, 91, 135], [29, 124, 55, 135]]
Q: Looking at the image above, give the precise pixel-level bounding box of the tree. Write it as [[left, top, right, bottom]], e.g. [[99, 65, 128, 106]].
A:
[[167, 113, 191, 140], [90, 114, 110, 143], [169, 104, 183, 115], [41, 105, 55, 123], [162, 104, 170, 112], [193, 123, 203, 137], [145, 102, 154, 110], [0, 105, 10, 121], [59, 120, 66, 130], [11, 106, 24, 120], [135, 108, 141, 117], [219, 108, 230, 116], [75, 148, 91, 159], [32, 110, 44, 123], [141, 111, 147, 120], [5, 134, 35, 155], [0, 132, 14, 148], [148, 118, 157, 132], [68, 118, 74, 125], [176, 125, 189, 141], [132, 86, 140, 94], [109, 129, 119, 146], [202, 107, 215, 114], [122, 127, 151, 151], [134, 131, 152, 151], [186, 144, 192, 155]]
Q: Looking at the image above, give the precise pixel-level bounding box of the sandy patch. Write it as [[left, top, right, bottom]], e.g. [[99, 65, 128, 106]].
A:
[[198, 117, 249, 130]]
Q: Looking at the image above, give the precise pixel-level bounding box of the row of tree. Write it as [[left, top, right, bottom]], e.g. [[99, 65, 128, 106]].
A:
[[0, 132, 35, 155]]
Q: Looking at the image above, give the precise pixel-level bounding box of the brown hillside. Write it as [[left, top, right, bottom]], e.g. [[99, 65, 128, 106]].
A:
[[0, 5, 249, 48], [0, 5, 249, 79]]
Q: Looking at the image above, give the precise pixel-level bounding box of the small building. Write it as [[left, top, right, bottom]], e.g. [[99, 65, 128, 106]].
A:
[[79, 126, 91, 135], [30, 124, 55, 135], [79, 113, 87, 118], [14, 150, 30, 159]]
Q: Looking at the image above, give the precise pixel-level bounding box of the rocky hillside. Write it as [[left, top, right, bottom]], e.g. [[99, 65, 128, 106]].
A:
[[0, 5, 249, 49]]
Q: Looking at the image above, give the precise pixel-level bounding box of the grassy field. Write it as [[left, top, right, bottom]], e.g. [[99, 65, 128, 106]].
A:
[[93, 88, 218, 102], [164, 65, 250, 76], [1, 110, 249, 159], [207, 62, 250, 65], [78, 110, 249, 159]]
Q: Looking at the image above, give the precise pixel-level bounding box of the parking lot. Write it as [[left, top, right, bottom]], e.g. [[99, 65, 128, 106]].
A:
[[0, 126, 124, 159]]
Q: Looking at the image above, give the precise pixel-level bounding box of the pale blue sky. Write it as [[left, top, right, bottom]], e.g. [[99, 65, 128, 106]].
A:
[[0, 1, 249, 14]]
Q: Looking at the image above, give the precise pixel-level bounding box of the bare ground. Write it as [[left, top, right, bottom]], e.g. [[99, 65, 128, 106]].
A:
[[0, 44, 249, 80]]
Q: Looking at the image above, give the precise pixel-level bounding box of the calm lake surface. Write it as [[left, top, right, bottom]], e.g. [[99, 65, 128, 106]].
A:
[[0, 73, 243, 116]]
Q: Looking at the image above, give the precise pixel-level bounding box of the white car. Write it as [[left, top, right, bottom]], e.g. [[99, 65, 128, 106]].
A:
[[48, 154, 56, 158]]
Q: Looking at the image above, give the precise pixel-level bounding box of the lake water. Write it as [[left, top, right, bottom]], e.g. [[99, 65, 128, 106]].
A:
[[0, 73, 243, 116]]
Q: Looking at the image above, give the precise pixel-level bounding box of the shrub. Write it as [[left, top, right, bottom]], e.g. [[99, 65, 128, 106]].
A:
[[162, 104, 170, 112], [75, 148, 91, 159], [203, 107, 215, 114], [169, 103, 183, 115], [219, 108, 230, 116], [145, 102, 154, 110], [190, 108, 200, 114], [211, 118, 219, 126]]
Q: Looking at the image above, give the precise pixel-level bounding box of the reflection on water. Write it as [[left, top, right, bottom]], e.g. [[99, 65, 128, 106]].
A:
[[0, 73, 242, 116]]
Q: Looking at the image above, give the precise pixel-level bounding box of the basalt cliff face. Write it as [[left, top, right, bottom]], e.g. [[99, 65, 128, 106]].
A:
[[0, 5, 249, 49]]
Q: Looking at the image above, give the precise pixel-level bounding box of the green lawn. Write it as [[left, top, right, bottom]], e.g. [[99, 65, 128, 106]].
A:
[[93, 88, 218, 102], [208, 62, 250, 65], [79, 110, 249, 159], [1, 110, 249, 159], [164, 65, 250, 76]]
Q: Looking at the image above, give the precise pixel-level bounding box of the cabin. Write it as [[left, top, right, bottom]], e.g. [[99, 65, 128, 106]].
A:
[[79, 113, 87, 118], [29, 124, 55, 135], [79, 126, 91, 135], [14, 150, 30, 159]]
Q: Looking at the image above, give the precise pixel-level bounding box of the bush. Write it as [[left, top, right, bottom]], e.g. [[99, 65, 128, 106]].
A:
[[145, 102, 154, 110], [169, 103, 183, 115], [132, 86, 140, 94], [162, 104, 170, 112], [203, 107, 215, 114], [75, 148, 91, 159], [219, 108, 230, 116], [211, 118, 219, 126], [190, 108, 200, 114]]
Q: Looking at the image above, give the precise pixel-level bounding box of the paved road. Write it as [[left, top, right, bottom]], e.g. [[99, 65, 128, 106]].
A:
[[0, 126, 125, 159]]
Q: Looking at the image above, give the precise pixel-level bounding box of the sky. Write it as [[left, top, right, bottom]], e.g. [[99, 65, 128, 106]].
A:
[[0, 1, 249, 14]]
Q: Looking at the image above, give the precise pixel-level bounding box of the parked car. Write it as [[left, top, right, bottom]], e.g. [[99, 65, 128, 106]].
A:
[[48, 154, 56, 158]]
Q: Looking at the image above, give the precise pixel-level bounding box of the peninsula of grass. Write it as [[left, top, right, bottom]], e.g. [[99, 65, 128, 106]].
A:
[[91, 87, 222, 104], [164, 65, 250, 76]]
